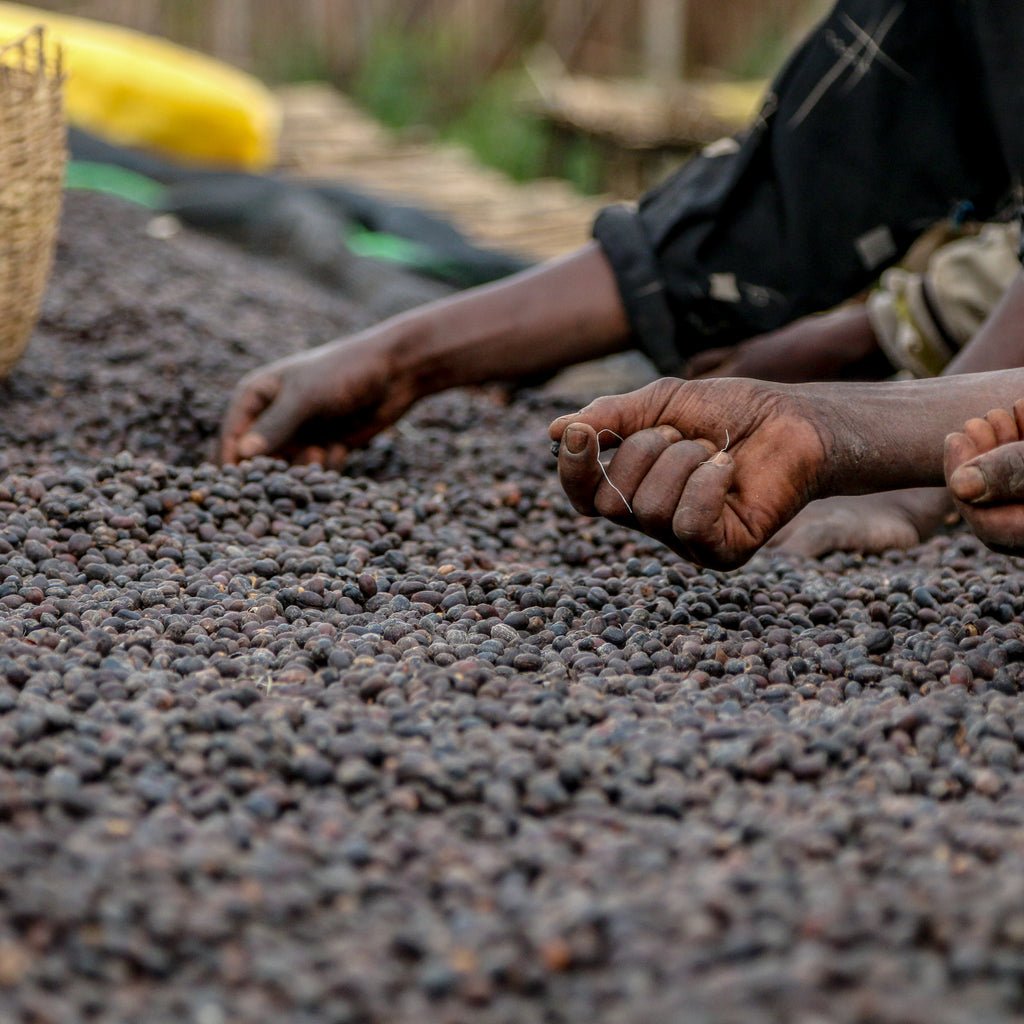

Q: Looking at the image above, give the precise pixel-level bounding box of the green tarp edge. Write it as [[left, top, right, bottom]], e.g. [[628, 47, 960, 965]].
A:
[[63, 159, 460, 278]]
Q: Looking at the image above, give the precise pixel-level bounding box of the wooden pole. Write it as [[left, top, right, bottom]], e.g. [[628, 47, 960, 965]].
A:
[[642, 0, 687, 82], [210, 0, 252, 67]]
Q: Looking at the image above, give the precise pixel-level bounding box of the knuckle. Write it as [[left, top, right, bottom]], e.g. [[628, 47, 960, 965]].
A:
[[622, 429, 668, 458], [672, 506, 708, 542], [631, 493, 672, 527], [1005, 453, 1024, 491]]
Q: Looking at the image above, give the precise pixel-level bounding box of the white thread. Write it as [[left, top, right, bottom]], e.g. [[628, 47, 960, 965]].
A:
[[592, 427, 730, 515], [700, 429, 730, 466], [595, 429, 633, 515]]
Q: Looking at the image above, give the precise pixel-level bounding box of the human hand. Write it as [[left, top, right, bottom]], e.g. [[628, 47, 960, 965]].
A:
[[945, 401, 1024, 556], [549, 377, 830, 569], [220, 334, 415, 468]]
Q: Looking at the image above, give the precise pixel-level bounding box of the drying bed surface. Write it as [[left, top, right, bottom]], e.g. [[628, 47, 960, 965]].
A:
[[2, 194, 1024, 1023]]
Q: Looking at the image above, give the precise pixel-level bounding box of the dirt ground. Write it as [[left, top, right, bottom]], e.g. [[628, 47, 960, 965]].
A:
[[2, 191, 1024, 1024]]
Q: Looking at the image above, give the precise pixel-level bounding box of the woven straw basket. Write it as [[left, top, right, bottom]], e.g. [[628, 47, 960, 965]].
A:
[[0, 26, 65, 379]]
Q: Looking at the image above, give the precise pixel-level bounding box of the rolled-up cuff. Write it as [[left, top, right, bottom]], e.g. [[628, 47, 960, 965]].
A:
[[592, 204, 682, 375]]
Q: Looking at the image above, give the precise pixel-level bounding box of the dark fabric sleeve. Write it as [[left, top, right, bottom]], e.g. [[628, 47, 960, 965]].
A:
[[594, 0, 1019, 374]]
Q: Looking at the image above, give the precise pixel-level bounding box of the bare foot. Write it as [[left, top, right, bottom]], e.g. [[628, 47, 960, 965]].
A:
[[945, 400, 1024, 555], [767, 488, 953, 557], [549, 377, 832, 570]]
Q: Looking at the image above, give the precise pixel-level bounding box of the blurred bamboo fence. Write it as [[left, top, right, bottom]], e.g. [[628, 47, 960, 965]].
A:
[[17, 0, 825, 241], [21, 0, 823, 82]]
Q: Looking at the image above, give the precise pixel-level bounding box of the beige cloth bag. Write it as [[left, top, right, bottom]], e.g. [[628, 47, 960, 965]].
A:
[[867, 220, 1022, 378], [0, 26, 65, 379]]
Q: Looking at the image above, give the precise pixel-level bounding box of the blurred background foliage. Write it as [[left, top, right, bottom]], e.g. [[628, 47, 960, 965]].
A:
[[26, 0, 827, 189]]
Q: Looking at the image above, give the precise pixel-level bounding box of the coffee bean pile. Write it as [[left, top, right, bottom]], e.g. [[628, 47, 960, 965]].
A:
[[2, 192, 1024, 1023]]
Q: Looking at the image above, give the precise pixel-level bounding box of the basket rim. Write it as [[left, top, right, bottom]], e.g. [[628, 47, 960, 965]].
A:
[[0, 24, 64, 84]]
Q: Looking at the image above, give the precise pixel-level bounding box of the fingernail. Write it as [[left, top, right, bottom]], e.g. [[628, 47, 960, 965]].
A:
[[236, 433, 267, 460], [950, 465, 988, 502], [709, 451, 730, 467], [564, 426, 587, 455]]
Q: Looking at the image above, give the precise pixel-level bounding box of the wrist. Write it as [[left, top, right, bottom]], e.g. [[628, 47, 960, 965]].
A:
[[357, 243, 635, 403], [801, 373, 1024, 499], [387, 307, 477, 399], [803, 381, 936, 498]]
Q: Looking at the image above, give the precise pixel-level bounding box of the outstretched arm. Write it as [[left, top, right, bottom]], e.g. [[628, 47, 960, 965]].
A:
[[550, 368, 1024, 568], [767, 270, 1024, 558], [220, 242, 631, 466]]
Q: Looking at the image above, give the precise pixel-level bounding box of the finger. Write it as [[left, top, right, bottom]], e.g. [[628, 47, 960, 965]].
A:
[[219, 377, 278, 464], [286, 434, 350, 471], [219, 431, 241, 467], [765, 498, 851, 556], [672, 452, 735, 550], [630, 439, 720, 538], [550, 409, 588, 444], [324, 442, 350, 471], [557, 422, 603, 515], [234, 432, 271, 461], [985, 407, 1020, 446], [592, 426, 686, 521], [239, 383, 311, 459], [295, 446, 328, 467], [949, 440, 1024, 506], [1014, 398, 1024, 436], [962, 416, 998, 455], [765, 497, 848, 555], [548, 379, 684, 444], [944, 430, 982, 501]]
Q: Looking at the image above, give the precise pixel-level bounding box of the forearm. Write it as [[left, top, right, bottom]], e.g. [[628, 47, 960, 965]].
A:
[[944, 270, 1024, 374], [800, 273, 1024, 496], [382, 242, 631, 396], [810, 367, 1024, 497]]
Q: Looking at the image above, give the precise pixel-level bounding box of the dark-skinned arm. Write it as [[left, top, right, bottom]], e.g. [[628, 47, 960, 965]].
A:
[[220, 242, 631, 466], [549, 364, 1024, 569]]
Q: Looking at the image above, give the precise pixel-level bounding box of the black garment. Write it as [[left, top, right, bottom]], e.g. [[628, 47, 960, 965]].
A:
[[595, 0, 1024, 374]]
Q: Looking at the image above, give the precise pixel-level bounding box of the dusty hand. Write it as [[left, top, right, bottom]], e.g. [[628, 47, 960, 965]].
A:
[[549, 377, 831, 570], [220, 335, 414, 468], [945, 401, 1024, 555]]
